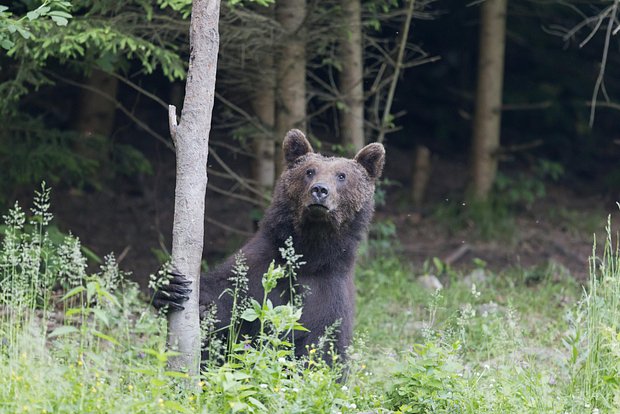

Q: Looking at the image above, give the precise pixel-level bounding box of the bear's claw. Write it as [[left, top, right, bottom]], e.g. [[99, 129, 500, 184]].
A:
[[152, 269, 192, 313]]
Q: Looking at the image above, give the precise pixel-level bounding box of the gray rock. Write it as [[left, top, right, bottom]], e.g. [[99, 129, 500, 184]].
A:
[[417, 274, 443, 291], [463, 268, 488, 285]]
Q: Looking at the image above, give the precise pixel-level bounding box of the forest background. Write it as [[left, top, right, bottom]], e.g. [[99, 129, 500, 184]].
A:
[[1, 0, 619, 283]]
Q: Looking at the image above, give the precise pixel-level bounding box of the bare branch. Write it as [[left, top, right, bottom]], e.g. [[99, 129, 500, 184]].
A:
[[589, 0, 618, 126], [168, 105, 178, 144], [377, 0, 416, 144], [47, 71, 175, 150], [110, 72, 170, 110]]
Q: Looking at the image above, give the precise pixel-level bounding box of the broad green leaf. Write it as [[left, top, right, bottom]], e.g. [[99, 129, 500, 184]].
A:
[[61, 285, 85, 301], [92, 330, 119, 345], [48, 10, 72, 18], [51, 16, 68, 26], [95, 285, 120, 307], [1, 38, 14, 50], [16, 27, 31, 39], [49, 325, 79, 337], [91, 308, 110, 326], [240, 308, 258, 322], [163, 370, 189, 378], [65, 308, 85, 317], [86, 281, 97, 301]]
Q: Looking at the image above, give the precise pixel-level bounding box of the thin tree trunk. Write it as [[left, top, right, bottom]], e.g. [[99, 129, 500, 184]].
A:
[[167, 0, 221, 375], [470, 0, 508, 201], [410, 145, 431, 207], [339, 0, 365, 154], [275, 0, 306, 175]]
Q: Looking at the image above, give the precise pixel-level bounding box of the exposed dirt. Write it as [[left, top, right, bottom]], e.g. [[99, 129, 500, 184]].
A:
[[49, 142, 619, 288]]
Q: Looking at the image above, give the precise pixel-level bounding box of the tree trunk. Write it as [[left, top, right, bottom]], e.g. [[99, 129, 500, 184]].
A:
[[74, 69, 118, 170], [338, 0, 365, 155], [470, 0, 507, 201], [167, 0, 221, 375], [275, 0, 306, 175], [251, 11, 276, 199], [251, 81, 276, 201], [410, 145, 431, 207], [75, 69, 118, 138]]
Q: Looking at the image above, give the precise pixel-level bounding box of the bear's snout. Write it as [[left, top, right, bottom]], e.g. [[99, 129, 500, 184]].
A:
[[310, 183, 329, 204]]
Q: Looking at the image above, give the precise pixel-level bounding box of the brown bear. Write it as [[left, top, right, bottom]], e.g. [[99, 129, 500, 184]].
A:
[[153, 129, 385, 360]]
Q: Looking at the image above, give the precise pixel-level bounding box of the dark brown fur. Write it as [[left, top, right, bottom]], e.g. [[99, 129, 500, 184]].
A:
[[154, 129, 385, 360]]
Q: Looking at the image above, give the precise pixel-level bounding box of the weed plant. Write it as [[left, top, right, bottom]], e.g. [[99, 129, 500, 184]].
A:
[[2, 186, 620, 413]]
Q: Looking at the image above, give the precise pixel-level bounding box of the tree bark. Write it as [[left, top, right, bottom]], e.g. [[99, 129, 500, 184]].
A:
[[470, 0, 508, 201], [338, 0, 365, 155], [275, 0, 306, 175], [75, 69, 118, 139], [251, 7, 276, 199], [410, 145, 431, 207], [251, 78, 276, 200], [74, 69, 118, 171], [167, 0, 221, 375]]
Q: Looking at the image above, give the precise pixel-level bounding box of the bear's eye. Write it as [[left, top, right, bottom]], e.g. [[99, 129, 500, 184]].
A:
[[337, 173, 346, 182], [306, 169, 315, 177]]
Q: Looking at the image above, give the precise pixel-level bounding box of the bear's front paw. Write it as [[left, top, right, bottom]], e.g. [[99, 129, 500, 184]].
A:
[[152, 270, 192, 312]]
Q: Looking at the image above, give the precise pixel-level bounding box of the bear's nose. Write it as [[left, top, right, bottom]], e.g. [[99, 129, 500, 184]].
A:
[[310, 183, 329, 203]]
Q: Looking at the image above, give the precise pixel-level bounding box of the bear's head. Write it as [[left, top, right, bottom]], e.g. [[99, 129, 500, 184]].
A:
[[277, 129, 385, 233]]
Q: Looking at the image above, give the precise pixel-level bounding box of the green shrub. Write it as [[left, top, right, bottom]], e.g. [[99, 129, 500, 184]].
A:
[[386, 341, 466, 413]]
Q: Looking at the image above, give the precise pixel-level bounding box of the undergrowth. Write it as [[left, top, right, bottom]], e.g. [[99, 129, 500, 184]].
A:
[[1, 185, 619, 413]]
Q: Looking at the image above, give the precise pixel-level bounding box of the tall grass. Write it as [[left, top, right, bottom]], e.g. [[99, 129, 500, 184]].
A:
[[0, 185, 375, 413], [566, 215, 620, 412], [2, 186, 620, 413]]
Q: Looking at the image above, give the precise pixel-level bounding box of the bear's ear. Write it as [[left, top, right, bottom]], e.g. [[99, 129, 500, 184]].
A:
[[354, 143, 385, 180], [283, 129, 313, 168]]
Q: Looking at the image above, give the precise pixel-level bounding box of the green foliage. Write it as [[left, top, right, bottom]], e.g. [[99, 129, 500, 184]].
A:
[[2, 0, 188, 114], [495, 159, 564, 210], [565, 215, 620, 411], [0, 0, 72, 51], [0, 115, 102, 205], [0, 0, 189, 205], [3, 184, 620, 413], [434, 159, 564, 240], [386, 341, 466, 413], [434, 197, 516, 241], [364, 0, 401, 31], [0, 187, 370, 412]]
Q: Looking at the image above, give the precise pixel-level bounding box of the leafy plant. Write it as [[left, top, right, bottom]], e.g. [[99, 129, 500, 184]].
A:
[[386, 341, 466, 413]]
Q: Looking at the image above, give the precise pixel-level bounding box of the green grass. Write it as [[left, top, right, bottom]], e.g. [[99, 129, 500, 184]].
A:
[[2, 186, 620, 413]]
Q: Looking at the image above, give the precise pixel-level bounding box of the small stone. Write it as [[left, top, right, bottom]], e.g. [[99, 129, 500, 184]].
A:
[[463, 268, 488, 285], [417, 274, 443, 291]]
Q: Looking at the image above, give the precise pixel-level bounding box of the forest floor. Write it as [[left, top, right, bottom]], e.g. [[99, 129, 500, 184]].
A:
[[49, 143, 619, 287]]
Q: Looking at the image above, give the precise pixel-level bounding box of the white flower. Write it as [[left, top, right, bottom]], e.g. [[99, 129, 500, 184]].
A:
[[278, 357, 286, 364], [341, 385, 348, 391], [260, 383, 268, 389]]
